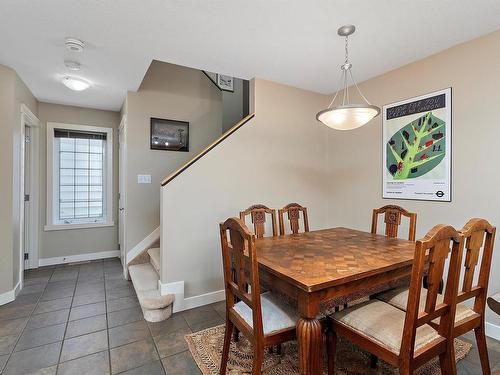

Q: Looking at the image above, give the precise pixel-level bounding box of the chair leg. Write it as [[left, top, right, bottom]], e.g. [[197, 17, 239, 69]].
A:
[[475, 323, 492, 375], [369, 354, 378, 368], [220, 320, 233, 375], [233, 328, 240, 343], [439, 340, 456, 375], [398, 366, 412, 375], [276, 344, 282, 355], [326, 327, 337, 375], [252, 343, 264, 375]]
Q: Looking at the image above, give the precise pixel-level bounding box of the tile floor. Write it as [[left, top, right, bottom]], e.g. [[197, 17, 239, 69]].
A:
[[0, 258, 498, 374]]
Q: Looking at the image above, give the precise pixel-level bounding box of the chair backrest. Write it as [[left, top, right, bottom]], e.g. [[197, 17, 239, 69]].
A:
[[239, 204, 277, 238], [219, 218, 264, 336], [371, 205, 417, 241], [458, 218, 496, 315], [278, 203, 309, 235], [401, 224, 464, 356]]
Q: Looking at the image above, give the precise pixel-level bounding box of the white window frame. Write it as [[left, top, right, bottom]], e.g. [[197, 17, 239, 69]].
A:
[[45, 122, 114, 231]]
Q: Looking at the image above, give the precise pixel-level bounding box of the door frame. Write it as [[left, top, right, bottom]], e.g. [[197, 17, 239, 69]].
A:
[[118, 115, 128, 277], [19, 104, 41, 287]]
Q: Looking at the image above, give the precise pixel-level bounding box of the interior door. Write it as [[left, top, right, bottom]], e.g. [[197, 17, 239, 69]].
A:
[[23, 125, 31, 270], [118, 117, 127, 265]]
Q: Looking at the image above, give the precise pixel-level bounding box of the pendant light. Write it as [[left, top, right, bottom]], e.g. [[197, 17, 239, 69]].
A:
[[316, 25, 380, 130]]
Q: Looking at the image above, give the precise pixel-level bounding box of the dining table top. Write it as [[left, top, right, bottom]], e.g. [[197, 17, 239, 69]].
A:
[[254, 227, 416, 293]]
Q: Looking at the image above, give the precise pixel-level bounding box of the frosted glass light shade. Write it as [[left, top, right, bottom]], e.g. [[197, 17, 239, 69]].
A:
[[316, 104, 380, 130], [62, 76, 90, 91]]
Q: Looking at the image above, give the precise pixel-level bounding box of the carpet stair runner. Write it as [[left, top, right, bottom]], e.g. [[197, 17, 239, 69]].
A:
[[128, 247, 174, 322]]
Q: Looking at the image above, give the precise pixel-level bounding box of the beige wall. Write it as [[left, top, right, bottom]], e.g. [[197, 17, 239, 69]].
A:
[[161, 78, 331, 297], [124, 61, 223, 253], [38, 103, 120, 259], [222, 78, 244, 133], [0, 64, 38, 294], [0, 65, 16, 294], [160, 30, 500, 331], [325, 29, 500, 326]]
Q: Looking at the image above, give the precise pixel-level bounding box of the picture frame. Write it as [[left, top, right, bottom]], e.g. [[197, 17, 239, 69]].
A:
[[217, 74, 234, 92], [382, 88, 452, 202], [150, 118, 189, 152]]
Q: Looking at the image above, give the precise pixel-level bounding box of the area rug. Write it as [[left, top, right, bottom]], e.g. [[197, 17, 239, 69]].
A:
[[185, 324, 471, 375]]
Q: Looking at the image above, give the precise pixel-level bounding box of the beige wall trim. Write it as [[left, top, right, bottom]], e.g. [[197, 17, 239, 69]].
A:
[[0, 281, 21, 306], [158, 280, 224, 313], [126, 226, 160, 265], [160, 113, 255, 186], [39, 250, 120, 267]]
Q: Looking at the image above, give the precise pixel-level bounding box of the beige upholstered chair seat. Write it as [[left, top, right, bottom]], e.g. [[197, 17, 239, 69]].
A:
[[376, 287, 477, 324], [233, 292, 299, 334], [333, 300, 441, 354]]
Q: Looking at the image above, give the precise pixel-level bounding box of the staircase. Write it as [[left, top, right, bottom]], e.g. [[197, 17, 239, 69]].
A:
[[128, 247, 174, 322]]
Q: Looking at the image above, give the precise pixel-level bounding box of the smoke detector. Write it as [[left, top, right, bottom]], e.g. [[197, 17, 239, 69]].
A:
[[64, 60, 81, 71], [65, 38, 85, 52]]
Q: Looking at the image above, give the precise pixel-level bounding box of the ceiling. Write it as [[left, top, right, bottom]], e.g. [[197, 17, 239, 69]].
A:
[[1, 1, 500, 111]]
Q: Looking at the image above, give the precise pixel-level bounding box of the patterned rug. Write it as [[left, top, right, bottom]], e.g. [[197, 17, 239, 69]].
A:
[[185, 324, 471, 375]]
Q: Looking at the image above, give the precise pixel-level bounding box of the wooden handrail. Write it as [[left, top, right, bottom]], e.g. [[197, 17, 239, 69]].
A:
[[161, 113, 255, 186]]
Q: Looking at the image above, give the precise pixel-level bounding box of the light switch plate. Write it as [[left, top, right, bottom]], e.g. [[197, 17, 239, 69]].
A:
[[137, 174, 152, 184]]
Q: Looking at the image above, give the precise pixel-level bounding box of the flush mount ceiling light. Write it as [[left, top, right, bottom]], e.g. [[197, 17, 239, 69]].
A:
[[316, 25, 380, 130], [62, 76, 90, 91], [64, 60, 81, 71], [65, 37, 85, 52]]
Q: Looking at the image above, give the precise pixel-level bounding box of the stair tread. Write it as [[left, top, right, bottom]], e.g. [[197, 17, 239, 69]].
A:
[[128, 262, 174, 310], [128, 263, 158, 292], [147, 247, 160, 274]]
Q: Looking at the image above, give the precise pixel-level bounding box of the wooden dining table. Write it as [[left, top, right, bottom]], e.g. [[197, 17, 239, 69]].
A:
[[254, 227, 416, 375]]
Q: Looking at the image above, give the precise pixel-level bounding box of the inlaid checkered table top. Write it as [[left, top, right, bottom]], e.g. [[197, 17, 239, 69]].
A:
[[255, 227, 416, 292]]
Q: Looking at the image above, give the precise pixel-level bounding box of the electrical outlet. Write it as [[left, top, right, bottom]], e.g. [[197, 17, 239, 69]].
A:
[[137, 174, 152, 184]]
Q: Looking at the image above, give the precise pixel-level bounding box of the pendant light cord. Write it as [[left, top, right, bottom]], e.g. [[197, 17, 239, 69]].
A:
[[326, 32, 373, 108], [344, 36, 349, 65]]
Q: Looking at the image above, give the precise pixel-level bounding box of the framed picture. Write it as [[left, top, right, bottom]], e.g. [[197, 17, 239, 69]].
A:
[[150, 118, 189, 152], [217, 74, 234, 92], [382, 88, 452, 202]]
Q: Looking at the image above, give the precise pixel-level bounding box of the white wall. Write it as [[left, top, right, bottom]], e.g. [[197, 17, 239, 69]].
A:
[[161, 78, 330, 298]]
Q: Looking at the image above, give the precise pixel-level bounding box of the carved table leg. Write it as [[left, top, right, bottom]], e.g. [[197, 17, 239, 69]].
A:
[[297, 317, 323, 375]]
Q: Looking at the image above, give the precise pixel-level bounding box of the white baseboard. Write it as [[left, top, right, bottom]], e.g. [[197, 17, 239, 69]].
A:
[[126, 227, 160, 265], [0, 289, 15, 306], [39, 250, 120, 267], [158, 280, 224, 313], [159, 280, 185, 313], [485, 321, 500, 341], [0, 282, 22, 306], [183, 289, 225, 311], [14, 281, 21, 297]]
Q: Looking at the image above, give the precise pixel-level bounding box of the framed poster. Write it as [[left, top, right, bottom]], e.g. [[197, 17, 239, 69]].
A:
[[150, 118, 189, 152], [382, 88, 451, 202]]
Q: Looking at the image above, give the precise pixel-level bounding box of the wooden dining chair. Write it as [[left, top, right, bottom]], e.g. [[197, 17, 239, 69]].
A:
[[278, 203, 309, 235], [240, 204, 278, 238], [377, 218, 496, 374], [219, 218, 299, 375], [327, 224, 464, 375], [371, 205, 417, 241]]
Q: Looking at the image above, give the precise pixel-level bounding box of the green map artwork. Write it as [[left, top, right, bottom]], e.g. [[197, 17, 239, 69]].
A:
[[386, 111, 445, 180]]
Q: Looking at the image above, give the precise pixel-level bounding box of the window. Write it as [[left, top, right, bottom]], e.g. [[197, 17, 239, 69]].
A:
[[46, 123, 114, 230]]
